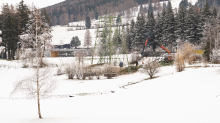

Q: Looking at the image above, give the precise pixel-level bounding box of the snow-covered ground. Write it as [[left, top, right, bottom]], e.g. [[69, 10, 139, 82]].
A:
[[171, 0, 198, 9], [1, 58, 220, 123]]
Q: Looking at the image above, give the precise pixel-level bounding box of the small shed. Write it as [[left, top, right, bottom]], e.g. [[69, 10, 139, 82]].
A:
[[51, 51, 59, 57]]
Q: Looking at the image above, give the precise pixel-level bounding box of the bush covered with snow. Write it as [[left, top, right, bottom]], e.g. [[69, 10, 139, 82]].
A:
[[210, 49, 220, 63]]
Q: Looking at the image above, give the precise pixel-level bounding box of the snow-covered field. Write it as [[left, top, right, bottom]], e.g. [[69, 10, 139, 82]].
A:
[[1, 0, 214, 122], [1, 58, 220, 123]]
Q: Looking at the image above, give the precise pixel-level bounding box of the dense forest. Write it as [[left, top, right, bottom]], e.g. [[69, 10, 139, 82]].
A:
[[196, 0, 220, 7], [44, 0, 168, 26], [121, 1, 220, 61], [0, 0, 52, 60]]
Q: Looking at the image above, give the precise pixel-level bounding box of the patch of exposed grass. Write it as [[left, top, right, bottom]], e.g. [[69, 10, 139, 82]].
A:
[[118, 66, 142, 75], [89, 63, 105, 68], [159, 60, 174, 66]]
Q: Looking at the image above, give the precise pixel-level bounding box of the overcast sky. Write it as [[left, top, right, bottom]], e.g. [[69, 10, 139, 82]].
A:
[[0, 0, 65, 10]]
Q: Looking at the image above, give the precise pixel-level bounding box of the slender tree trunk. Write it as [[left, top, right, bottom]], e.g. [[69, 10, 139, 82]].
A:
[[37, 69, 42, 118], [36, 14, 42, 119]]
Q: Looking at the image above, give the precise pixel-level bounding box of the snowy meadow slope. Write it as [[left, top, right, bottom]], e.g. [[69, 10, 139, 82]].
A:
[[1, 59, 220, 123], [2, 0, 220, 122]]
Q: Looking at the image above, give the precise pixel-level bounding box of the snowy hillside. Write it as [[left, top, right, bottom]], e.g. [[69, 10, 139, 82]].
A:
[[171, 0, 198, 9], [51, 26, 97, 47], [1, 58, 220, 123], [51, 0, 198, 47]]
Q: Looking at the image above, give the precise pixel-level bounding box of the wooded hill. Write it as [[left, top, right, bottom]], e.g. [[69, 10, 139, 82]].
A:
[[196, 0, 220, 7], [43, 0, 168, 26]]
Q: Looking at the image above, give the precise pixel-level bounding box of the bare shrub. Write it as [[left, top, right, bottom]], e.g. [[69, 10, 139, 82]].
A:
[[57, 68, 62, 75], [81, 65, 93, 79], [202, 58, 209, 67], [191, 54, 203, 63], [20, 48, 35, 68], [75, 66, 81, 79], [210, 49, 220, 63], [179, 42, 196, 64], [93, 67, 103, 79], [175, 42, 196, 71], [75, 51, 86, 65], [67, 27, 74, 31], [64, 63, 76, 79], [175, 50, 185, 72], [104, 64, 119, 79], [130, 52, 142, 64], [141, 58, 161, 79]]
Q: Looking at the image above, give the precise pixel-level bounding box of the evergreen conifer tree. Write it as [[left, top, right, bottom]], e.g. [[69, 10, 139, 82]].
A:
[[144, 11, 155, 40], [163, 2, 167, 10], [2, 4, 19, 60], [202, 2, 211, 23], [74, 36, 81, 48], [144, 12, 156, 50], [116, 14, 121, 24], [113, 27, 122, 47], [17, 0, 30, 34], [133, 14, 145, 52], [70, 36, 75, 47], [212, 6, 218, 19], [94, 10, 98, 20], [175, 5, 186, 41], [185, 4, 196, 44], [125, 25, 132, 52], [154, 11, 165, 45], [85, 16, 91, 29], [130, 19, 136, 51], [84, 29, 92, 49], [148, 0, 153, 13], [162, 1, 176, 51]]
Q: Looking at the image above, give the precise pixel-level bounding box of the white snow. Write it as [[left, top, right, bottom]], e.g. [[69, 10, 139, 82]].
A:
[[1, 58, 220, 123], [1, 0, 217, 122], [171, 0, 198, 9], [51, 26, 97, 47]]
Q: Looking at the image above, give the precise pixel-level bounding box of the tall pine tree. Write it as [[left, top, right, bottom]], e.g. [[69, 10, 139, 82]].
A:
[[175, 5, 186, 41], [162, 1, 176, 51], [2, 4, 19, 60], [154, 10, 165, 45], [125, 25, 132, 52], [17, 0, 30, 34], [133, 14, 145, 52]]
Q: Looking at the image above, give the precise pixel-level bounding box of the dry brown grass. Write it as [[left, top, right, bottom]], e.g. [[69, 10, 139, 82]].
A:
[[175, 42, 196, 72], [104, 64, 119, 79], [175, 50, 185, 72]]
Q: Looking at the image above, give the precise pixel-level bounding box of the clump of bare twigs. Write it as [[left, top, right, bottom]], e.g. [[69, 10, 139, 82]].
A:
[[175, 42, 196, 72], [11, 67, 57, 98], [130, 52, 142, 64], [104, 64, 120, 79], [175, 50, 185, 72], [141, 58, 161, 79]]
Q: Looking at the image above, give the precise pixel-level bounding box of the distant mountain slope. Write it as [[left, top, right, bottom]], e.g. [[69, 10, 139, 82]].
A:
[[196, 0, 220, 7], [44, 0, 168, 26]]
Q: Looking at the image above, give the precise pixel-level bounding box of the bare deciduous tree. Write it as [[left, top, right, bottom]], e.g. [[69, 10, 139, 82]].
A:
[[84, 29, 92, 49], [11, 67, 57, 118], [12, 6, 54, 119], [75, 51, 86, 66]]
